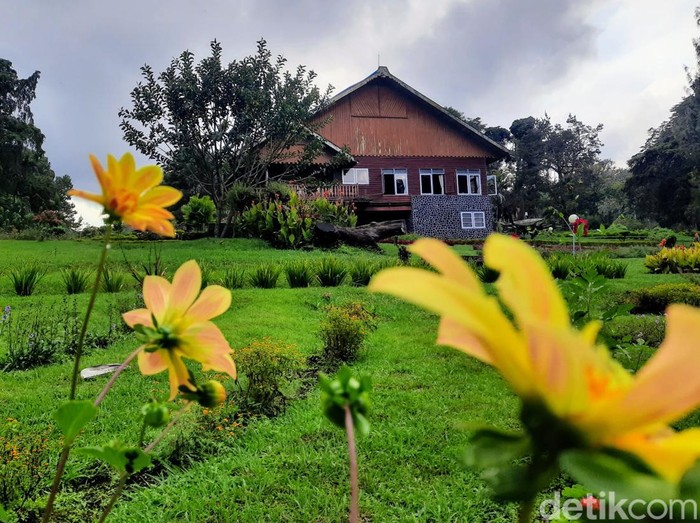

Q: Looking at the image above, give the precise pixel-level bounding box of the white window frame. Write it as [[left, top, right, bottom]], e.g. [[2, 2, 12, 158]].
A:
[[486, 174, 498, 195], [382, 168, 408, 196], [460, 211, 486, 229], [456, 169, 482, 195], [342, 168, 369, 185], [419, 168, 445, 195]]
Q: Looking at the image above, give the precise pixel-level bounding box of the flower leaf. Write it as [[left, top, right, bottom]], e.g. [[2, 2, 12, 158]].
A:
[[53, 400, 98, 446], [76, 441, 151, 475]]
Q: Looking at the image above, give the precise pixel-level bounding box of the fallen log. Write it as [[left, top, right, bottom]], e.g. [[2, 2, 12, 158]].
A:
[[314, 220, 406, 248]]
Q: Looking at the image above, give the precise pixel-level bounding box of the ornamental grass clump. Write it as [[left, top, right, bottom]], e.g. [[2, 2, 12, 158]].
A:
[[284, 260, 314, 288], [370, 235, 700, 520], [316, 257, 347, 287], [349, 259, 377, 287], [249, 264, 280, 289], [101, 267, 127, 293], [8, 265, 44, 296], [222, 266, 246, 289], [62, 268, 91, 294]]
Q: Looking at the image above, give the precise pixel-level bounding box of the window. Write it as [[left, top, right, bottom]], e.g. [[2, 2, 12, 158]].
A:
[[382, 168, 408, 195], [456, 169, 481, 195], [419, 169, 445, 195], [342, 168, 369, 185], [460, 211, 486, 229], [486, 175, 498, 195]]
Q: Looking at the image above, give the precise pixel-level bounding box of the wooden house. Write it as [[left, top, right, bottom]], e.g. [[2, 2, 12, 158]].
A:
[[307, 66, 509, 239]]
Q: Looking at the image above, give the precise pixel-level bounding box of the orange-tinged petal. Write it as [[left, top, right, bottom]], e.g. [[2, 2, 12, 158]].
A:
[[89, 154, 110, 192], [485, 234, 569, 329], [437, 318, 493, 365], [614, 428, 700, 483], [602, 305, 700, 433], [139, 185, 181, 207], [369, 266, 533, 395], [118, 152, 136, 182], [186, 285, 231, 323], [130, 165, 164, 193], [169, 260, 202, 316], [143, 275, 170, 324], [180, 322, 236, 379], [138, 348, 168, 375], [67, 189, 106, 206], [410, 238, 482, 291], [107, 154, 122, 186], [168, 352, 194, 400], [122, 308, 153, 328]]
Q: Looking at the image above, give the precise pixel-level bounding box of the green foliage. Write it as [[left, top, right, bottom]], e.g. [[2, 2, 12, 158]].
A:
[[234, 338, 304, 416], [284, 260, 314, 288], [319, 302, 376, 366], [199, 262, 213, 288], [241, 192, 356, 249], [603, 314, 666, 349], [122, 243, 167, 285], [54, 400, 98, 446], [562, 271, 632, 329], [249, 264, 280, 289], [61, 268, 91, 294], [77, 441, 151, 475], [349, 259, 378, 287], [0, 60, 77, 232], [181, 195, 216, 231], [320, 366, 372, 437], [101, 267, 127, 293], [315, 257, 347, 287], [645, 244, 700, 273], [221, 266, 246, 289], [119, 39, 333, 236], [468, 260, 500, 283], [545, 252, 627, 280], [627, 283, 700, 314], [7, 265, 43, 296]]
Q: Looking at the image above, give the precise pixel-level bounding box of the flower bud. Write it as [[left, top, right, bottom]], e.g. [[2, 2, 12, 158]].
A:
[[197, 380, 226, 408], [141, 402, 170, 427]]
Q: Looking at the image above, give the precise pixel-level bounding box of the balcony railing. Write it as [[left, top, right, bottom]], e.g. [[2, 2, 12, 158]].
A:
[[288, 183, 359, 201]]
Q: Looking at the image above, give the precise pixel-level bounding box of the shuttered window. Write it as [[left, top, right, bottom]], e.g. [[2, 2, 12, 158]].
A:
[[342, 168, 370, 185], [460, 211, 486, 229]]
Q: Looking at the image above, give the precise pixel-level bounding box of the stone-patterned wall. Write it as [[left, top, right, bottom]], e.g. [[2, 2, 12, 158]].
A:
[[410, 195, 493, 239]]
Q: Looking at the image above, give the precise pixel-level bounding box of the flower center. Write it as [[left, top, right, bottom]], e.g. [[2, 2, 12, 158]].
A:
[[107, 189, 139, 217]]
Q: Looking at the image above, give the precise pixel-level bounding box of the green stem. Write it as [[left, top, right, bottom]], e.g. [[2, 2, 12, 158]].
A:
[[43, 224, 113, 523], [94, 347, 141, 407], [344, 404, 359, 523], [41, 446, 70, 523], [97, 473, 127, 523], [69, 223, 112, 400], [518, 498, 534, 523]]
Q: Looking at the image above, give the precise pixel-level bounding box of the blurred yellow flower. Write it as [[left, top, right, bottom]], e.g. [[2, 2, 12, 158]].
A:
[[68, 153, 181, 237], [123, 260, 236, 399], [369, 235, 700, 483]]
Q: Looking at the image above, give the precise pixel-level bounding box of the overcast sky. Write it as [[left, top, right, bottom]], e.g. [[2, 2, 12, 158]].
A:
[[2, 0, 698, 225]]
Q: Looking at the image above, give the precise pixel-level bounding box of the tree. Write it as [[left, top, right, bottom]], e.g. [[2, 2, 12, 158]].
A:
[[626, 8, 700, 228], [119, 40, 334, 236], [0, 58, 76, 230]]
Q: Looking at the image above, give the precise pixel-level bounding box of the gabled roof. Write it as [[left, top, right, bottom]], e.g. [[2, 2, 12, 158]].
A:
[[325, 66, 509, 160]]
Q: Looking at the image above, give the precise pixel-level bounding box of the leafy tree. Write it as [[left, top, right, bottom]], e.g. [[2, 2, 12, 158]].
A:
[[0, 58, 76, 230], [119, 39, 333, 236]]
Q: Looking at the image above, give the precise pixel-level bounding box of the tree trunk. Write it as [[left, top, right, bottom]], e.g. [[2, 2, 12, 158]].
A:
[[214, 206, 222, 238], [313, 220, 406, 249]]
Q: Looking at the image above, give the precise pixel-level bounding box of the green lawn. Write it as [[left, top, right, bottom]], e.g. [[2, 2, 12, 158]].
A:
[[0, 238, 688, 522]]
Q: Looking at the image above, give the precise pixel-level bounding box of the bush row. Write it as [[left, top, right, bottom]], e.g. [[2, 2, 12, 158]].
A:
[[644, 244, 700, 273], [545, 252, 628, 280]]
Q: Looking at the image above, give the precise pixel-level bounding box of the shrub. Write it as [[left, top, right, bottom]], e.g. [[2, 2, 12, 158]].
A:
[[545, 252, 627, 280], [0, 305, 62, 370], [645, 244, 700, 274], [62, 268, 91, 294], [319, 302, 376, 366], [627, 283, 700, 314], [200, 263, 213, 288], [467, 260, 500, 283], [101, 267, 127, 293], [349, 259, 377, 287], [249, 265, 280, 289], [284, 261, 314, 288], [315, 257, 347, 287], [222, 267, 246, 289], [181, 195, 216, 231], [234, 338, 304, 416], [8, 265, 44, 296], [122, 243, 167, 285], [241, 192, 356, 249], [603, 314, 666, 348]]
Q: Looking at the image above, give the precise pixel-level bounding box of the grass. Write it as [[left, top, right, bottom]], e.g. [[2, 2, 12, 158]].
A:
[[0, 237, 691, 521]]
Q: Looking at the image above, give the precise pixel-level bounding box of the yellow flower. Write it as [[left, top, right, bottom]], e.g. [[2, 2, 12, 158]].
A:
[[123, 260, 236, 399], [369, 235, 700, 483], [68, 153, 182, 237]]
